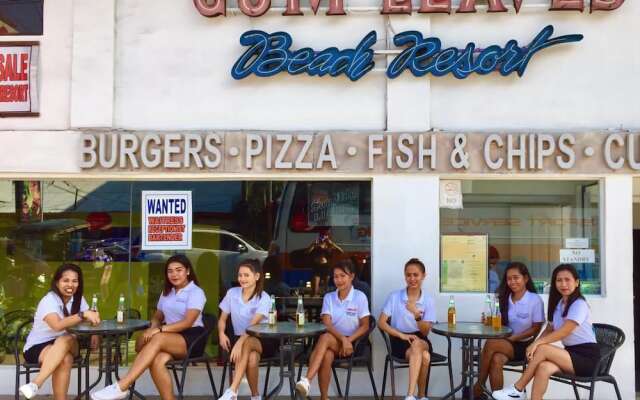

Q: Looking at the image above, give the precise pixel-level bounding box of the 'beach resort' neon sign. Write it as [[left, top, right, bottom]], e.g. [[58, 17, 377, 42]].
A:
[[231, 25, 583, 81]]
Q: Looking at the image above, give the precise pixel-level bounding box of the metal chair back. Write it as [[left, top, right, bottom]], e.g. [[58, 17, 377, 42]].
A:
[[593, 323, 625, 376]]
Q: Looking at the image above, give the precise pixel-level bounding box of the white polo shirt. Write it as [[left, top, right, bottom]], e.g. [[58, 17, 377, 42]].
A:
[[321, 287, 370, 337], [381, 288, 436, 334], [24, 291, 89, 352], [507, 290, 545, 340], [552, 298, 597, 347], [157, 281, 206, 328], [219, 287, 270, 336]]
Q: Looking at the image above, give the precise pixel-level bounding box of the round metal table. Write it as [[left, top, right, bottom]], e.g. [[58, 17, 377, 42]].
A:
[[431, 322, 512, 400], [69, 319, 150, 400], [247, 322, 326, 400]]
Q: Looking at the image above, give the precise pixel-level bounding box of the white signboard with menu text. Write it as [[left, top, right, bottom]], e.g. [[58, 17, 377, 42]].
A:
[[0, 42, 39, 116]]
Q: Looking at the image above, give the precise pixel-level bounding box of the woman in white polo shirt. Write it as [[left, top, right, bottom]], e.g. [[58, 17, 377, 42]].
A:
[[19, 263, 101, 400], [493, 264, 600, 400], [378, 258, 436, 400], [295, 259, 370, 400], [473, 262, 544, 398], [217, 259, 278, 400], [92, 254, 207, 400]]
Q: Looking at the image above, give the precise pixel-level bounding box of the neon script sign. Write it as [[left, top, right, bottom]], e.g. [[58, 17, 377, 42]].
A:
[[195, 0, 624, 18], [231, 25, 583, 81]]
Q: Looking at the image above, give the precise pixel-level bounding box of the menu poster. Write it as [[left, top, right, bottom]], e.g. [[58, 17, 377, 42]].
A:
[[441, 234, 488, 293], [15, 180, 42, 223]]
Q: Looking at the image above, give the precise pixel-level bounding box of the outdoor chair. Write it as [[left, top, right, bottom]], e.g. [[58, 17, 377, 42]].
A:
[[13, 318, 91, 400], [165, 313, 219, 400], [379, 325, 453, 400], [329, 316, 379, 400], [549, 323, 624, 400]]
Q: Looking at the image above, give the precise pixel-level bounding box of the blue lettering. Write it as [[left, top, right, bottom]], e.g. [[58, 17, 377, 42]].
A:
[[231, 25, 582, 81], [146, 198, 187, 215]]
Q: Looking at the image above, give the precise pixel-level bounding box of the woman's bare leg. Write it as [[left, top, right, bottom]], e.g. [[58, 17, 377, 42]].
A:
[[149, 351, 175, 400], [51, 352, 75, 400], [530, 361, 561, 400], [118, 333, 187, 390], [474, 339, 513, 395], [489, 352, 509, 390], [247, 350, 261, 396], [513, 344, 574, 392], [229, 337, 263, 393], [417, 349, 431, 398], [406, 340, 428, 396], [306, 333, 340, 381], [33, 335, 79, 387], [318, 350, 335, 400]]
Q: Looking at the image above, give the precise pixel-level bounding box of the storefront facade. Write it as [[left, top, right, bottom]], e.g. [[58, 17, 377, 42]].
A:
[[0, 0, 638, 398]]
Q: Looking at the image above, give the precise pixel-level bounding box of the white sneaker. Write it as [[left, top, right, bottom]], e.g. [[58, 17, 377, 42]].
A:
[[250, 396, 262, 400], [90, 383, 129, 400], [404, 396, 417, 400], [492, 385, 526, 400], [295, 377, 310, 397], [19, 383, 38, 399], [218, 388, 237, 400], [419, 397, 430, 400]]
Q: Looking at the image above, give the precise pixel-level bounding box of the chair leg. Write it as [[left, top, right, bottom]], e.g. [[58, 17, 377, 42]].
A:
[[263, 363, 271, 398], [77, 363, 82, 399], [571, 380, 580, 400], [381, 358, 388, 400], [205, 360, 218, 399], [389, 361, 397, 399], [332, 366, 342, 397], [588, 381, 595, 400], [179, 366, 189, 400], [220, 362, 227, 393], [367, 361, 379, 400], [344, 362, 353, 400], [15, 367, 20, 400], [612, 378, 622, 400]]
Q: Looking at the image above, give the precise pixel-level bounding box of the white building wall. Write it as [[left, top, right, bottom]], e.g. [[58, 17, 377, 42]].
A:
[[0, 0, 637, 398]]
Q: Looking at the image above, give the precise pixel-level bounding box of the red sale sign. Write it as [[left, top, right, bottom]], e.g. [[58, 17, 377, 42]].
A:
[[0, 42, 39, 116]]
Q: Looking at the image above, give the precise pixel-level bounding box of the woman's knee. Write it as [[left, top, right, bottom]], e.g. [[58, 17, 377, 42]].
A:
[[421, 351, 430, 365], [151, 353, 171, 370], [491, 352, 508, 366], [535, 361, 557, 378], [55, 335, 75, 349], [60, 353, 74, 369], [248, 351, 260, 368]]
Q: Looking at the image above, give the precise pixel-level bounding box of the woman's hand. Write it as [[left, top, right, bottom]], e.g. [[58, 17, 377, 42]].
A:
[[219, 332, 231, 352], [142, 327, 160, 344], [341, 337, 354, 357], [526, 341, 540, 360], [84, 310, 101, 326], [230, 340, 243, 363], [90, 335, 101, 350], [401, 333, 419, 343]]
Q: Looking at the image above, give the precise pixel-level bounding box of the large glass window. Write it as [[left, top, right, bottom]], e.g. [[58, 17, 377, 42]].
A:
[[0, 180, 371, 363], [0, 0, 43, 35], [440, 180, 601, 295]]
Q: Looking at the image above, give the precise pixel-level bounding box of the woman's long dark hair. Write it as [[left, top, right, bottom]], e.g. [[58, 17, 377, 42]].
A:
[[238, 259, 264, 301], [163, 254, 199, 296], [497, 262, 536, 326], [50, 263, 84, 316], [547, 263, 585, 322]]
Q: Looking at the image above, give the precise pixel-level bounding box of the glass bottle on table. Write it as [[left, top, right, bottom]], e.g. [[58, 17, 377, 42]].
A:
[[268, 295, 277, 326], [483, 294, 493, 326], [447, 295, 456, 327], [492, 299, 502, 330], [296, 295, 305, 327], [91, 293, 99, 312], [117, 293, 126, 324]]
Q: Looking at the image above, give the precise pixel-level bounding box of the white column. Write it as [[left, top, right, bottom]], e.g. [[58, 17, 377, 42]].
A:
[[70, 0, 115, 128]]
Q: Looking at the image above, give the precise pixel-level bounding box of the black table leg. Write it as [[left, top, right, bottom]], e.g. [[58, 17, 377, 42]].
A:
[[265, 337, 286, 400], [112, 335, 146, 400]]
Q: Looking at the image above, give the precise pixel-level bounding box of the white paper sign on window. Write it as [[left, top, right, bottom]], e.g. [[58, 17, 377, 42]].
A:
[[142, 191, 192, 250], [440, 180, 463, 209], [559, 249, 595, 264]]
